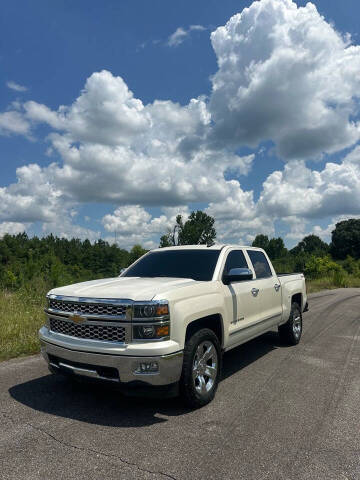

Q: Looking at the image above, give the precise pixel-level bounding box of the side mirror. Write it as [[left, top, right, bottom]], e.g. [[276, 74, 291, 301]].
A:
[[119, 268, 127, 276], [223, 267, 253, 284]]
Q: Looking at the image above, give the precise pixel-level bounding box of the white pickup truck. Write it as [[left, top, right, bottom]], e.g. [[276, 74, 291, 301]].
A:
[[39, 245, 308, 407]]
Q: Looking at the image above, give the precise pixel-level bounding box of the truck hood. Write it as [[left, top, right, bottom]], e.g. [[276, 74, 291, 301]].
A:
[[49, 276, 196, 301]]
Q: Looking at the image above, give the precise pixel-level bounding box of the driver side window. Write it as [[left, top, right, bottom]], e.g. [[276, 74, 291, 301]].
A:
[[223, 250, 249, 276]]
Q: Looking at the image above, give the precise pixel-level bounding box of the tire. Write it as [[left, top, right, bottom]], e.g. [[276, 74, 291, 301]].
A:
[[278, 302, 302, 345], [180, 328, 222, 409]]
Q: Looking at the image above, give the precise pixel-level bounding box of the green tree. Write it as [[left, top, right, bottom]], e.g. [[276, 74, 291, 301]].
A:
[[267, 237, 287, 259], [342, 256, 360, 276], [159, 234, 173, 248], [159, 211, 216, 247], [304, 255, 343, 279], [0, 232, 145, 290], [252, 235, 287, 259], [178, 211, 216, 246], [128, 245, 147, 265], [291, 234, 329, 256], [252, 234, 269, 251], [330, 219, 360, 259]]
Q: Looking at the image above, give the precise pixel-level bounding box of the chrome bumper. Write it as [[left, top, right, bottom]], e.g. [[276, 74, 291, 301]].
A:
[[40, 339, 183, 387]]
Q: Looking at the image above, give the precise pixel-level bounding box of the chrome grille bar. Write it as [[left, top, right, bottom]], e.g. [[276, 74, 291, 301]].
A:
[[49, 299, 127, 316], [49, 317, 126, 343]]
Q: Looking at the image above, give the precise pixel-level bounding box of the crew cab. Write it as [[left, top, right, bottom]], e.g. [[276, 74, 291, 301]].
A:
[[39, 245, 308, 408]]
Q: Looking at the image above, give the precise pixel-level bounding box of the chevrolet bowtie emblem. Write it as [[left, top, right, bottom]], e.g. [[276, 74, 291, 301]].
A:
[[70, 312, 86, 323]]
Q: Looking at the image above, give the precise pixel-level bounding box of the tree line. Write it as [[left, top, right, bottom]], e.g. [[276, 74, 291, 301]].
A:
[[0, 234, 147, 291], [0, 213, 359, 292]]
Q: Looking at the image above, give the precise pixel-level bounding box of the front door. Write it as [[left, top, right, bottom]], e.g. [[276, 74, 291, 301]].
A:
[[221, 249, 263, 347]]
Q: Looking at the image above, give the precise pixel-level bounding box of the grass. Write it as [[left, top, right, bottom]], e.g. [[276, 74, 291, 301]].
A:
[[0, 287, 47, 362], [306, 274, 360, 293], [1, 275, 360, 362]]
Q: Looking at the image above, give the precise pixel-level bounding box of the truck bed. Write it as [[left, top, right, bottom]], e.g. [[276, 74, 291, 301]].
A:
[[277, 273, 303, 276]]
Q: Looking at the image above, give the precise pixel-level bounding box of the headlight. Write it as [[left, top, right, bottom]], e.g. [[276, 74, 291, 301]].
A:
[[132, 301, 170, 340], [133, 324, 170, 340], [133, 301, 169, 319]]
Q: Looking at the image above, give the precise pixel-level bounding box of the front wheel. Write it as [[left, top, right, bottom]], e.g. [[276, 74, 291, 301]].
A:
[[278, 302, 302, 345], [180, 328, 221, 408]]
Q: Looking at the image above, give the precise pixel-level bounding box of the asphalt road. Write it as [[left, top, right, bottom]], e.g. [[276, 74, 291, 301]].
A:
[[1, 288, 360, 480]]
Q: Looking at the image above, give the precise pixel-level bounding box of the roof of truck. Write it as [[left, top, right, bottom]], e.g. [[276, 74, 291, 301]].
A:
[[151, 244, 258, 252]]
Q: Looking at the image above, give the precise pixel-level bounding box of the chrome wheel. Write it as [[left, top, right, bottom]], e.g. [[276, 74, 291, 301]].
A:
[[192, 341, 218, 395], [293, 313, 302, 338]]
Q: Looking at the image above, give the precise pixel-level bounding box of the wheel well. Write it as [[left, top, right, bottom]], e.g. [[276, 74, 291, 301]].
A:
[[185, 314, 223, 346], [291, 293, 302, 310]]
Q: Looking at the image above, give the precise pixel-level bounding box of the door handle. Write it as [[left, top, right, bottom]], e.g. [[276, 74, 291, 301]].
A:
[[251, 288, 259, 297], [274, 283, 281, 292]]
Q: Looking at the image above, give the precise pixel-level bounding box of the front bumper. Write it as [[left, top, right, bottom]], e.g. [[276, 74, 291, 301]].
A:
[[40, 337, 183, 388]]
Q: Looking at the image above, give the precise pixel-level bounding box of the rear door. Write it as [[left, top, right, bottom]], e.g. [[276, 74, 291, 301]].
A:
[[245, 249, 282, 325], [220, 249, 263, 347]]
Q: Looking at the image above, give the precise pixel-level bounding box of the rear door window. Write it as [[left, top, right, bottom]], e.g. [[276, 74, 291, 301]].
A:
[[246, 250, 272, 279]]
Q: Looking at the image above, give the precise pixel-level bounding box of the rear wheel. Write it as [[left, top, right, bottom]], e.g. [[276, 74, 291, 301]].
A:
[[278, 302, 302, 345], [180, 328, 221, 408]]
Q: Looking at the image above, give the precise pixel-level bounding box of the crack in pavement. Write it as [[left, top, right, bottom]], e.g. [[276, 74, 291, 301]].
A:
[[1, 412, 178, 480]]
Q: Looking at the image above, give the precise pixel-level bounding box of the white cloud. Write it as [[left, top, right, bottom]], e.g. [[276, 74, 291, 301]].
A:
[[0, 222, 27, 237], [0, 111, 31, 137], [284, 217, 307, 242], [102, 205, 190, 249], [209, 0, 360, 160], [6, 81, 28, 92], [283, 213, 360, 245], [17, 70, 253, 207], [24, 101, 64, 129], [206, 181, 275, 245], [41, 217, 100, 242], [2, 0, 360, 249], [0, 164, 64, 223], [258, 146, 360, 219], [168, 27, 188, 47], [168, 24, 206, 47]]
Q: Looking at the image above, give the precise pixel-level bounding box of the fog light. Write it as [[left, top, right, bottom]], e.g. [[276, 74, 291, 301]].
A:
[[142, 326, 156, 337], [134, 361, 159, 374]]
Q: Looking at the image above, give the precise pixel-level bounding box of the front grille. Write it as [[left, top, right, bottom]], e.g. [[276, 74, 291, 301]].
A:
[[49, 318, 126, 342], [49, 299, 127, 317]]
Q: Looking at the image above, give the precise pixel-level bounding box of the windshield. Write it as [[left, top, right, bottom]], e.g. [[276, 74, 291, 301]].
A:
[[123, 249, 220, 281]]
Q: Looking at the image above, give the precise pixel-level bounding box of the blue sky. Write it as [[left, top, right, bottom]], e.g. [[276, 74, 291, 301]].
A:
[[1, 0, 360, 248]]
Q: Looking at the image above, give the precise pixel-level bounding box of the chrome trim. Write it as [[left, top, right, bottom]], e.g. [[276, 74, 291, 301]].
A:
[[47, 294, 134, 305], [45, 309, 130, 322], [48, 312, 131, 329], [131, 320, 170, 327], [55, 361, 120, 382], [132, 315, 170, 323], [48, 330, 130, 345]]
